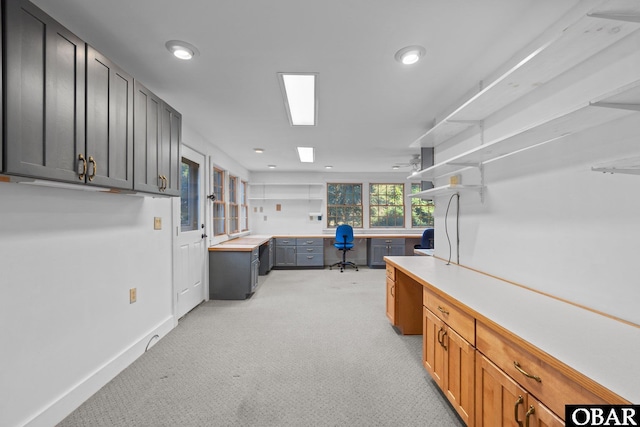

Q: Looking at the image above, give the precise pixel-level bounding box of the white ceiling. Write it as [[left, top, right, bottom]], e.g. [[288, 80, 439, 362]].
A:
[[32, 0, 579, 173]]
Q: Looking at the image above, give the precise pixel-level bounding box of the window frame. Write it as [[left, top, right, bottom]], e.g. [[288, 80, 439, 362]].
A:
[[410, 183, 435, 228], [212, 167, 226, 236], [368, 183, 405, 228], [326, 183, 363, 228], [180, 157, 199, 232], [240, 180, 249, 232], [228, 175, 239, 234]]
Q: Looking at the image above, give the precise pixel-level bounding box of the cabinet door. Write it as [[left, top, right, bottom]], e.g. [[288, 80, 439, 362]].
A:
[[369, 243, 387, 267], [423, 307, 445, 389], [444, 326, 475, 426], [389, 243, 405, 257], [86, 46, 133, 189], [525, 396, 564, 427], [275, 245, 296, 266], [133, 81, 163, 193], [476, 353, 528, 427], [5, 0, 85, 182], [386, 277, 396, 324], [160, 103, 182, 196]]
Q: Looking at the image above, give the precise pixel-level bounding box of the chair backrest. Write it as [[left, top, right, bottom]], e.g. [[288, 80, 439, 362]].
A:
[[421, 228, 434, 249], [335, 224, 354, 244]]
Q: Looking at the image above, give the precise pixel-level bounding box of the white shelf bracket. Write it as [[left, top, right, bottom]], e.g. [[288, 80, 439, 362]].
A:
[[586, 12, 640, 23]]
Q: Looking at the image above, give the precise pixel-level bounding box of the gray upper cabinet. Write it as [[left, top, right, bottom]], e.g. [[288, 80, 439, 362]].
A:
[[134, 82, 162, 194], [3, 0, 177, 195], [134, 82, 181, 196], [85, 46, 134, 190], [160, 103, 181, 196], [4, 0, 86, 183]]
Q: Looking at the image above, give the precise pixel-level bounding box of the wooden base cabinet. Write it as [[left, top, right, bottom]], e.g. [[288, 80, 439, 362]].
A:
[[423, 306, 475, 426], [386, 273, 396, 324], [475, 354, 562, 427]]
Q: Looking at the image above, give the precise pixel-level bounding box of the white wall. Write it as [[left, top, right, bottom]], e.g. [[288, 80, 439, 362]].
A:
[[430, 31, 640, 326], [0, 183, 175, 427], [248, 171, 425, 235]]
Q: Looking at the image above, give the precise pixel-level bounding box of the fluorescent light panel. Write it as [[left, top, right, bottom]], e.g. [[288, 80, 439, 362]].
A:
[[296, 147, 315, 163], [279, 73, 317, 126]]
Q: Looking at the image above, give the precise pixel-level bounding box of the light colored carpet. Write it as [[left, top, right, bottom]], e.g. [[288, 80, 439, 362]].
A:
[[59, 268, 464, 427]]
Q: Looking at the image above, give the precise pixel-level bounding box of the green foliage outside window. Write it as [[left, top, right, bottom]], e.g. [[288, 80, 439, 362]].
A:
[[411, 183, 434, 227], [370, 184, 404, 227], [327, 183, 363, 228]]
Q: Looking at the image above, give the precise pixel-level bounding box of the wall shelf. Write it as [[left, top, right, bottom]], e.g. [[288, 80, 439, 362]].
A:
[[410, 79, 640, 181], [408, 184, 484, 201], [411, 0, 640, 148], [248, 182, 324, 201]]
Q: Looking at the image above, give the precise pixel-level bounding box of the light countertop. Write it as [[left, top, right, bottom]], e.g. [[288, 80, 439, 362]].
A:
[[384, 255, 640, 403]]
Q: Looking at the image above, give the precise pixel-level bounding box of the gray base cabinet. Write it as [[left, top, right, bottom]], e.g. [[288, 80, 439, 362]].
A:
[[209, 248, 259, 300], [367, 238, 405, 268], [274, 237, 324, 268]]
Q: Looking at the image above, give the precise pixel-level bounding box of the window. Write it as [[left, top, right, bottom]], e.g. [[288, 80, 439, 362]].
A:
[[411, 183, 435, 227], [180, 158, 199, 232], [369, 183, 405, 227], [229, 175, 239, 234], [327, 183, 363, 228], [213, 168, 226, 236], [240, 180, 248, 231]]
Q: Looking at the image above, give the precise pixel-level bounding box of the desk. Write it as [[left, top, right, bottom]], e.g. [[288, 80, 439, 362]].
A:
[[384, 256, 636, 425]]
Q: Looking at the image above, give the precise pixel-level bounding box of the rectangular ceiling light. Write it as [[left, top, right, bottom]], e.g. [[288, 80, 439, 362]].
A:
[[296, 146, 315, 163], [278, 73, 317, 126]]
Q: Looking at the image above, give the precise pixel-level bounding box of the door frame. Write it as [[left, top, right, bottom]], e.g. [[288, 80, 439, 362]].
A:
[[172, 144, 210, 323]]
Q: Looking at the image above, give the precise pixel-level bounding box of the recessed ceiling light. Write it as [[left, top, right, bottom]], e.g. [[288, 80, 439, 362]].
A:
[[278, 73, 318, 126], [325, 165, 333, 169], [392, 165, 400, 170], [267, 165, 277, 169], [296, 147, 315, 163], [165, 40, 200, 60], [254, 148, 264, 153], [394, 45, 426, 65]]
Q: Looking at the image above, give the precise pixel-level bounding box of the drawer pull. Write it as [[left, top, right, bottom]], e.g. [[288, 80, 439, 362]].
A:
[[525, 405, 535, 427], [513, 361, 542, 383], [306, 240, 314, 244], [437, 306, 449, 316], [514, 395, 524, 427]]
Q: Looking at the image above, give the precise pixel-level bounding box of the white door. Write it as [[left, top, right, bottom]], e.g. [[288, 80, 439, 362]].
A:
[[175, 145, 207, 319]]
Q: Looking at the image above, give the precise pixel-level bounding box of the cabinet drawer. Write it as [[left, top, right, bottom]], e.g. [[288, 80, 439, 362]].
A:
[[476, 321, 608, 419], [296, 253, 324, 266], [423, 289, 474, 344], [297, 238, 323, 246], [298, 246, 322, 254], [370, 238, 404, 245], [386, 264, 396, 281], [275, 238, 296, 246]]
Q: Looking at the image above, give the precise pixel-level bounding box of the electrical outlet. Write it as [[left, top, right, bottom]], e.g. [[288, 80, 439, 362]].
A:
[[130, 288, 137, 304], [154, 217, 162, 230]]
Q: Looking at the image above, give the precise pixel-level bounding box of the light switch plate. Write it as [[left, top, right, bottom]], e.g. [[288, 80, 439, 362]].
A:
[[154, 217, 162, 230]]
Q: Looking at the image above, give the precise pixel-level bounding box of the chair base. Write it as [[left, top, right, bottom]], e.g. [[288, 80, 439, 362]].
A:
[[329, 260, 358, 273]]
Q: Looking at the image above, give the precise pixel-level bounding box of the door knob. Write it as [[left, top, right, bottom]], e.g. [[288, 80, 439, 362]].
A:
[[201, 233, 208, 239]]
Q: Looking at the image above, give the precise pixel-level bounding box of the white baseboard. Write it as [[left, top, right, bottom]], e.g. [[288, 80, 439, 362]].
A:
[[24, 317, 175, 427]]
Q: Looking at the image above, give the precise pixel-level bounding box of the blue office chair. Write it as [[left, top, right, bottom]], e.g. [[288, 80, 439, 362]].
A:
[[414, 228, 434, 249], [330, 224, 358, 272]]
